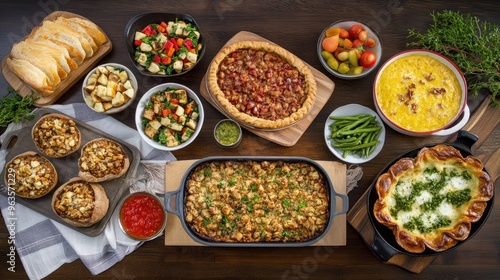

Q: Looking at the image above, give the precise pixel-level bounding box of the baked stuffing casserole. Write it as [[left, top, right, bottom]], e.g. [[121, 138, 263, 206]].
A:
[[4, 151, 58, 198], [32, 113, 81, 158], [78, 138, 130, 182], [184, 160, 330, 242], [52, 177, 109, 227]]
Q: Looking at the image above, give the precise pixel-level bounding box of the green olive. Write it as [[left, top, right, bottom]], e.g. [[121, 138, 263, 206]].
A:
[[348, 50, 359, 67], [337, 62, 350, 74], [337, 51, 349, 61], [347, 66, 364, 75], [321, 51, 339, 71]]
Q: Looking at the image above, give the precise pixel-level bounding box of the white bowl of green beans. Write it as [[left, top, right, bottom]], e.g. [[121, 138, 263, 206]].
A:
[[324, 104, 385, 163]]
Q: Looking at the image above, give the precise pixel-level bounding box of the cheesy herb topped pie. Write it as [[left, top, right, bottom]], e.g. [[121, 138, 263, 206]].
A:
[[208, 41, 316, 129], [78, 138, 130, 182], [373, 145, 493, 253]]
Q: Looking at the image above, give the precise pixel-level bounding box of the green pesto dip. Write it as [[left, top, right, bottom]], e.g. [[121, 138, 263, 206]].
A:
[[215, 120, 240, 145]]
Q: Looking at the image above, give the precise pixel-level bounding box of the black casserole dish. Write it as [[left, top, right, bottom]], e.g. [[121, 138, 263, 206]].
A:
[[165, 156, 348, 247], [367, 130, 494, 260]]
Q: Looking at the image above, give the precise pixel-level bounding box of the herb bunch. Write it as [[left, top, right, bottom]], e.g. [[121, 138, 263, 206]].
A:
[[407, 10, 500, 107], [0, 88, 38, 127]]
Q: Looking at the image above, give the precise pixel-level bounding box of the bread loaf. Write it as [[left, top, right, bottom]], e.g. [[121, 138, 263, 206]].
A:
[[7, 15, 107, 96]]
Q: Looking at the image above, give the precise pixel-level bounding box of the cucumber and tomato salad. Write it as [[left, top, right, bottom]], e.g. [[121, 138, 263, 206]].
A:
[[134, 20, 202, 75]]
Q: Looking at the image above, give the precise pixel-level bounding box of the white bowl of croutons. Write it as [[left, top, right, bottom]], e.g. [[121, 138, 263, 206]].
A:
[[82, 63, 138, 114]]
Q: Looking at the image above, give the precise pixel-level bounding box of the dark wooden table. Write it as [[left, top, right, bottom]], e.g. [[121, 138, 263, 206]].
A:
[[1, 1, 499, 279]]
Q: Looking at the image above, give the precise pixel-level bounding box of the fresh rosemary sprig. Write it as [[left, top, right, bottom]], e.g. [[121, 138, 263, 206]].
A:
[[407, 10, 500, 107], [0, 87, 38, 127]]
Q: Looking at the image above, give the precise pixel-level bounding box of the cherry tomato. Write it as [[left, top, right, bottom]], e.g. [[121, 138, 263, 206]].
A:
[[358, 30, 368, 42], [348, 24, 364, 39], [364, 38, 376, 48], [359, 51, 377, 68], [352, 39, 364, 49]]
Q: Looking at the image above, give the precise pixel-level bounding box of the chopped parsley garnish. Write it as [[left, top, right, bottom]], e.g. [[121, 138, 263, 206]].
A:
[[391, 166, 473, 233]]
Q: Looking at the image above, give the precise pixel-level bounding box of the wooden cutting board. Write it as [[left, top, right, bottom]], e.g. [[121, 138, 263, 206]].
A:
[[1, 11, 112, 107], [164, 160, 347, 246], [347, 96, 500, 273], [199, 31, 335, 147]]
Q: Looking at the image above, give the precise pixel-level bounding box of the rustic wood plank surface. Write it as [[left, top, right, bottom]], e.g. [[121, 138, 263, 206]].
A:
[[0, 0, 499, 279]]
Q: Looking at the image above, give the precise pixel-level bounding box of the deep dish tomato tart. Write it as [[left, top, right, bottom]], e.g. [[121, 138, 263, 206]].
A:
[[207, 40, 317, 129]]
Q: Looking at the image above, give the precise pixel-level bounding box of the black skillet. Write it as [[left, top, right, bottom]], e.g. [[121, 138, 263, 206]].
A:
[[366, 130, 495, 261]]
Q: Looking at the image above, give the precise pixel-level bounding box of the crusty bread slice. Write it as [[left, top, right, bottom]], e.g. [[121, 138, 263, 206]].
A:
[[26, 37, 79, 70], [41, 21, 94, 57], [30, 26, 86, 65], [7, 57, 54, 96], [54, 16, 98, 52], [18, 40, 71, 73], [10, 42, 63, 85], [66, 17, 107, 46]]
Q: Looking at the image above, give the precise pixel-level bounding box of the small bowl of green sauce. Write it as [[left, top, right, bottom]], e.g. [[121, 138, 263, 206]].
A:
[[214, 119, 242, 148]]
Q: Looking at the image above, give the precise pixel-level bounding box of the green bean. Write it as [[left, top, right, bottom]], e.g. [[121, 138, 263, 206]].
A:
[[337, 126, 380, 136], [340, 140, 379, 151], [329, 114, 370, 121], [337, 115, 374, 133], [328, 113, 382, 159], [332, 135, 359, 143]]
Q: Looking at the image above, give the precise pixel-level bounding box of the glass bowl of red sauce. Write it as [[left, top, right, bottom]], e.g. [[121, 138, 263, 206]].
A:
[[118, 191, 167, 241]]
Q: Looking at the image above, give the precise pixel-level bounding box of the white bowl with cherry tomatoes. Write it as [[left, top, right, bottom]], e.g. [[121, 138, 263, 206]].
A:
[[317, 20, 382, 79]]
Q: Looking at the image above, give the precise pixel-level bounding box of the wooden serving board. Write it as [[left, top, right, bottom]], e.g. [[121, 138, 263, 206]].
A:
[[164, 160, 347, 246], [1, 11, 112, 107], [199, 31, 335, 147], [347, 96, 500, 273]]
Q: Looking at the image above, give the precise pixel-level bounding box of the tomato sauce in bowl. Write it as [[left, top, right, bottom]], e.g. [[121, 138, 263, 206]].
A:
[[119, 192, 166, 240]]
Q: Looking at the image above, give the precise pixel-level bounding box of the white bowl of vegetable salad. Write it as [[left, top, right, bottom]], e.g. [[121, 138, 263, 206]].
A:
[[135, 83, 204, 151], [124, 13, 205, 77]]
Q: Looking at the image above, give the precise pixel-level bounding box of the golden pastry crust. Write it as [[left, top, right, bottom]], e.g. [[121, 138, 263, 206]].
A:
[[52, 177, 109, 227], [4, 151, 58, 199], [208, 41, 316, 129], [32, 113, 81, 158], [78, 138, 130, 182], [373, 145, 493, 253]]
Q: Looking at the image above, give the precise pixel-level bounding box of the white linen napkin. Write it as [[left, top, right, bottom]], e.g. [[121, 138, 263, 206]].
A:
[[0, 103, 175, 279]]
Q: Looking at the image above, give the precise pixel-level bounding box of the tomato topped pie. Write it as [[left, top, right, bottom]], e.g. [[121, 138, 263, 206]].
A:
[[78, 138, 130, 182], [32, 113, 81, 158], [373, 145, 493, 253], [208, 41, 316, 129]]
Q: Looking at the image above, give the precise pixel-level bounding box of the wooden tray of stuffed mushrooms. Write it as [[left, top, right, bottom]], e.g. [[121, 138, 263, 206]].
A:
[[0, 108, 141, 236]]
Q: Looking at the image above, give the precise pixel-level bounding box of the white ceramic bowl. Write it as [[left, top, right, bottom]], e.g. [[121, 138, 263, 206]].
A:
[[82, 63, 138, 114], [135, 82, 204, 151], [324, 104, 385, 164], [373, 49, 469, 136], [317, 20, 382, 79]]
